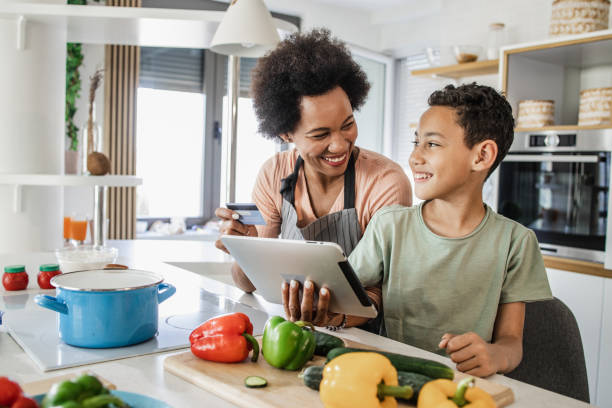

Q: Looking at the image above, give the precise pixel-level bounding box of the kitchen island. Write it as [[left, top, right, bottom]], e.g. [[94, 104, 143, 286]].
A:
[[0, 240, 592, 407]]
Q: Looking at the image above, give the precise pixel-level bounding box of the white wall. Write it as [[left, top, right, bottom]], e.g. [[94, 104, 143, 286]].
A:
[[265, 0, 379, 50], [377, 0, 554, 57]]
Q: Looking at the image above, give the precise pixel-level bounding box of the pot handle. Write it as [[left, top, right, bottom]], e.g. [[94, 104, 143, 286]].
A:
[[157, 283, 176, 304], [34, 295, 68, 315]]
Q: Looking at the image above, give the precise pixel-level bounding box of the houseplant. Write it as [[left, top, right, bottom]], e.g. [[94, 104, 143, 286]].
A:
[[65, 0, 101, 173]]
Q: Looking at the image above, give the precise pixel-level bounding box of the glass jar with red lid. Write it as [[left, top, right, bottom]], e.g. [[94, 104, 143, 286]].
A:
[[37, 264, 62, 290], [2, 265, 29, 291]]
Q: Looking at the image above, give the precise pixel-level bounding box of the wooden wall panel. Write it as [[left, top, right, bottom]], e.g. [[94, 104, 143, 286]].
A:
[[104, 0, 141, 240]]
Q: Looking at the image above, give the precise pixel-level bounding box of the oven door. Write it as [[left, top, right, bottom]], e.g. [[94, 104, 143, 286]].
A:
[[497, 152, 609, 262]]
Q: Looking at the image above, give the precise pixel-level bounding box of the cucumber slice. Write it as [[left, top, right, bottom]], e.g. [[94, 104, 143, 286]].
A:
[[244, 375, 268, 388]]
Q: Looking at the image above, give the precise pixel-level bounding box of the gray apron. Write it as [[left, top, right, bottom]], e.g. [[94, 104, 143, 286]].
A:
[[279, 153, 361, 255], [279, 153, 384, 334]]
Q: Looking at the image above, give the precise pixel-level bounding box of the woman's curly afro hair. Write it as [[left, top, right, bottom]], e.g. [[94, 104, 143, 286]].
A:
[[428, 83, 515, 176], [250, 28, 370, 142]]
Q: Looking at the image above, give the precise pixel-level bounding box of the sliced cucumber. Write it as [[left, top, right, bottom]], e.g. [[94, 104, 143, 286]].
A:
[[244, 375, 268, 388]]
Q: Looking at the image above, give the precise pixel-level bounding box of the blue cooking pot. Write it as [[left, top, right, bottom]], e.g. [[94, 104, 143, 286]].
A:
[[34, 269, 176, 348]]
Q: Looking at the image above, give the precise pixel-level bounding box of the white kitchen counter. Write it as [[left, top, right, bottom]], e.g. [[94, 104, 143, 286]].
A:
[[0, 240, 592, 407]]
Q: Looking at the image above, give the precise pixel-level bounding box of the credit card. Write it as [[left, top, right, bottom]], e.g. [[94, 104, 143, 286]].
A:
[[226, 203, 267, 225]]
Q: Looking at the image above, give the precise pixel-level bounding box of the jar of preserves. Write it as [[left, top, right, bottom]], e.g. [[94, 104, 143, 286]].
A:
[[2, 265, 29, 291], [38, 264, 62, 289]]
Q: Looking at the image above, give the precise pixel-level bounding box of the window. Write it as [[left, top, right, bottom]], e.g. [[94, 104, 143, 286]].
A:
[[136, 1, 300, 229], [136, 47, 207, 221], [136, 88, 205, 217], [350, 47, 395, 157], [224, 58, 280, 202]]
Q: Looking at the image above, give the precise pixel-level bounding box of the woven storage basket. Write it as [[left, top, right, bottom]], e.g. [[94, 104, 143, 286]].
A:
[[550, 0, 610, 36], [578, 87, 612, 126], [517, 100, 555, 128]]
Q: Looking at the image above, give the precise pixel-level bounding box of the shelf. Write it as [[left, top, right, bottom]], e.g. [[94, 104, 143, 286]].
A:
[[0, 174, 142, 187], [411, 59, 499, 79], [502, 29, 612, 69], [515, 124, 612, 132], [0, 3, 298, 48]]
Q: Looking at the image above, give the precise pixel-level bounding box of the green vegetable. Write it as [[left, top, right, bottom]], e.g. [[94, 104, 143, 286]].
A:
[[244, 376, 268, 388], [74, 375, 103, 395], [313, 330, 344, 356], [299, 365, 431, 402], [81, 394, 126, 408], [262, 316, 316, 371], [42, 374, 127, 408], [43, 381, 83, 407], [299, 365, 326, 391], [49, 402, 81, 408], [326, 347, 454, 380]]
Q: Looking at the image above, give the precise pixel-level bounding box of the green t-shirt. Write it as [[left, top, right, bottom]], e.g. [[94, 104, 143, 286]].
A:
[[349, 202, 553, 355]]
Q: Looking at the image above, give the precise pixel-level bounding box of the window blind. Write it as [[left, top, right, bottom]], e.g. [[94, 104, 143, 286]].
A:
[[139, 47, 204, 93], [222, 57, 259, 98]]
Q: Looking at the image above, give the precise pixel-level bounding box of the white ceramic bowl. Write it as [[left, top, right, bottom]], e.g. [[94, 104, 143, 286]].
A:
[[453, 45, 483, 63], [55, 245, 118, 273]]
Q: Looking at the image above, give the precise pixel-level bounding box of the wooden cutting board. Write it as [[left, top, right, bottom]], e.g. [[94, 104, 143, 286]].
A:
[[164, 338, 514, 407]]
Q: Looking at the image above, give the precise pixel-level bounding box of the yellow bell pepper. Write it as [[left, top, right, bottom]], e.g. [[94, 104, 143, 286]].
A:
[[319, 352, 414, 408], [417, 377, 496, 408]]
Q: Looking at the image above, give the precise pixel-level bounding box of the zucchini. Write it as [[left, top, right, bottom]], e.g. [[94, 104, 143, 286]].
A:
[[244, 376, 268, 388], [326, 347, 454, 380], [299, 365, 431, 402], [313, 331, 345, 356], [299, 365, 325, 391]]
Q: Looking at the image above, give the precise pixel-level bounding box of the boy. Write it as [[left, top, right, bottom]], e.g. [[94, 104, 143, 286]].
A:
[[348, 83, 552, 377]]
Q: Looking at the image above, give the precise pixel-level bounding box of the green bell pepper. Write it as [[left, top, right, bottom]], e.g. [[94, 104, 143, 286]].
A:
[[43, 381, 83, 407], [42, 374, 126, 408], [262, 316, 316, 371]]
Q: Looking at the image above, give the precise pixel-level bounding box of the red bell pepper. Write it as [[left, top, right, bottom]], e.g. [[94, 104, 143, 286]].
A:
[[190, 312, 259, 363]]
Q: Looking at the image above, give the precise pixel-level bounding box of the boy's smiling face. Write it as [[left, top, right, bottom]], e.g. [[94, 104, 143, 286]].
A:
[[410, 106, 482, 201]]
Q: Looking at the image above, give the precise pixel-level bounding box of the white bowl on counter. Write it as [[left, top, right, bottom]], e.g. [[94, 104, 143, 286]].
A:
[[55, 245, 118, 273]]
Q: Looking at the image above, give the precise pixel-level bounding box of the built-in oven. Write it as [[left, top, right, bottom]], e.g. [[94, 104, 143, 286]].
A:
[[496, 129, 612, 263]]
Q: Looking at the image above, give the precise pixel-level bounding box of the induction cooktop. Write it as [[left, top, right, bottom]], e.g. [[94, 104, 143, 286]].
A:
[[4, 288, 269, 371]]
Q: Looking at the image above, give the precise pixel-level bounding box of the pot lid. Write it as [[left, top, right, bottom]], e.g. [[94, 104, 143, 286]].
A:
[[50, 269, 164, 292]]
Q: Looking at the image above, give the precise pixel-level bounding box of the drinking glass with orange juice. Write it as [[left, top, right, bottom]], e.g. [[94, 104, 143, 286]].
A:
[[63, 216, 71, 245], [70, 214, 88, 245]]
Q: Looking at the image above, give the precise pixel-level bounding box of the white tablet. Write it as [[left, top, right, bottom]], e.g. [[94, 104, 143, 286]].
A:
[[221, 235, 377, 318]]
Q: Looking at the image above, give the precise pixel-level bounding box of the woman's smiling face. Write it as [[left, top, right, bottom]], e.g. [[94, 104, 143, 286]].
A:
[[284, 86, 358, 181]]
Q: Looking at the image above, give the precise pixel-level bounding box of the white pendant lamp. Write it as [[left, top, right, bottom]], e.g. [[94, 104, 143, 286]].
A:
[[210, 0, 281, 58]]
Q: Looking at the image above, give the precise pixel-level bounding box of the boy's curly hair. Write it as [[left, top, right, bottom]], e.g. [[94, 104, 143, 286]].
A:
[[428, 83, 514, 176], [250, 28, 370, 142]]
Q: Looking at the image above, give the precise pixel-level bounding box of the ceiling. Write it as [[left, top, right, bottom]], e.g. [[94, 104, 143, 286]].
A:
[[310, 0, 408, 12]]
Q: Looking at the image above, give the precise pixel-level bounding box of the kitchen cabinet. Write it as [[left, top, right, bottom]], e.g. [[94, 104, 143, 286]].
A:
[[598, 278, 612, 406], [501, 29, 612, 131], [546, 267, 605, 405]]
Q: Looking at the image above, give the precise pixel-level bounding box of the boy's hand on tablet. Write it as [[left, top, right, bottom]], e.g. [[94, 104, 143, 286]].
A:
[[281, 280, 338, 326], [214, 207, 258, 254], [439, 332, 499, 377]]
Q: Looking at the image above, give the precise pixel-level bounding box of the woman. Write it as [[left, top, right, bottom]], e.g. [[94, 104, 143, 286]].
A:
[[215, 29, 412, 328]]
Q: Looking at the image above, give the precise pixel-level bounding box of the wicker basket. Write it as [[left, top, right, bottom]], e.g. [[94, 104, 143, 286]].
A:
[[550, 0, 610, 36], [578, 87, 612, 126], [517, 100, 555, 128]]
